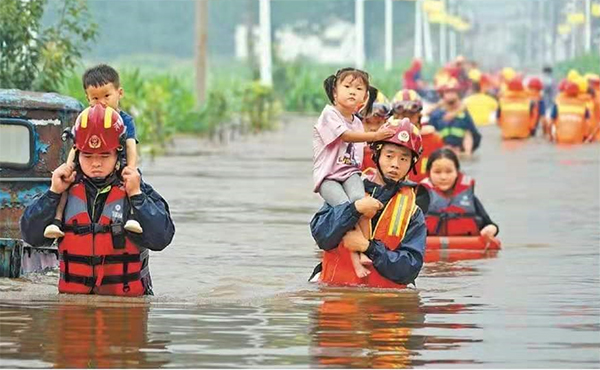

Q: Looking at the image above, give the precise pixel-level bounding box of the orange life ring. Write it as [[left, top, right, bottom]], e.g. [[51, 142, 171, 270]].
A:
[[426, 235, 501, 250]]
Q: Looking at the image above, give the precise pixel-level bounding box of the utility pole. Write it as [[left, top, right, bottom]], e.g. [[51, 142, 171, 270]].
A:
[[440, 0, 447, 64], [195, 0, 208, 107], [385, 0, 393, 71], [414, 0, 423, 59], [355, 0, 366, 69], [585, 0, 591, 53], [423, 0, 434, 62], [259, 0, 272, 86]]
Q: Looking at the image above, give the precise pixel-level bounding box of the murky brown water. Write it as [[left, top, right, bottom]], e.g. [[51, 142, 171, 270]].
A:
[[1, 115, 599, 368]]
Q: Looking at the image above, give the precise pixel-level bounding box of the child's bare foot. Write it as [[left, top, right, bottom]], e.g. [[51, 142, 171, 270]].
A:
[[124, 219, 143, 233], [44, 220, 64, 239], [354, 263, 371, 278], [359, 253, 372, 265]]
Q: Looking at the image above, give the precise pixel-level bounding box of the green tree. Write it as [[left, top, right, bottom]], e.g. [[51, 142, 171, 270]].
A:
[[0, 0, 97, 91]]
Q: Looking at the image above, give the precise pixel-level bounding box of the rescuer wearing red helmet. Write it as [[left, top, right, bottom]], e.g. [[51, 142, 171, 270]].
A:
[[429, 78, 482, 156], [20, 104, 175, 296], [310, 118, 427, 289]]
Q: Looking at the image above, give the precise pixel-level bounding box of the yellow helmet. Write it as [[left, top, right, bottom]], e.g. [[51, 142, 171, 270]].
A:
[[502, 67, 516, 81], [567, 69, 581, 82], [575, 76, 589, 94], [468, 68, 482, 83], [376, 91, 389, 104]]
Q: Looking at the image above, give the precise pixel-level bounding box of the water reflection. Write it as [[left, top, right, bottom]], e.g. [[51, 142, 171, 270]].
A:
[[0, 300, 168, 368], [308, 288, 483, 368]]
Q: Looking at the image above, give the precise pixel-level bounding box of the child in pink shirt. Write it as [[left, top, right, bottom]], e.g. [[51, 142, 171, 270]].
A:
[[313, 68, 394, 278]]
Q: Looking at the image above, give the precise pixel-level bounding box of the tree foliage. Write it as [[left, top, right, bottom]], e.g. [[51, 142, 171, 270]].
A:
[[0, 0, 97, 91]]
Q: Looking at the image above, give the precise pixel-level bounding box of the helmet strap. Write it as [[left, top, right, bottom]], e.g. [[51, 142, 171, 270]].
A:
[[372, 145, 401, 187]]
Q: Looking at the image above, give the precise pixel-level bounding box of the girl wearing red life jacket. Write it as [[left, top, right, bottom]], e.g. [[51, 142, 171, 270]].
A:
[[416, 148, 498, 238]]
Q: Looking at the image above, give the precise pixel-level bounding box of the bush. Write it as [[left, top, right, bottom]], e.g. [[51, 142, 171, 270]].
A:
[[0, 0, 97, 91], [55, 67, 282, 156], [240, 81, 282, 132]]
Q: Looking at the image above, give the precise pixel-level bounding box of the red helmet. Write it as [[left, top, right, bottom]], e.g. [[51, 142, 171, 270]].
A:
[[73, 104, 125, 153], [392, 89, 423, 114], [527, 77, 543, 91], [564, 81, 579, 97], [374, 118, 423, 160], [507, 77, 524, 92], [436, 78, 460, 93], [558, 78, 568, 92]]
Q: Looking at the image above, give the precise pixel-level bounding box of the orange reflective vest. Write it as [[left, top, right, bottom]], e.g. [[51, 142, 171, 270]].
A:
[[320, 186, 416, 289], [498, 92, 533, 139], [592, 89, 600, 141], [553, 97, 588, 144], [59, 182, 148, 296], [420, 174, 480, 236]]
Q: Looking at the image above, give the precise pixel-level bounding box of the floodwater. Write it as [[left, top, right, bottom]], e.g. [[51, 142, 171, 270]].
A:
[[1, 115, 599, 368]]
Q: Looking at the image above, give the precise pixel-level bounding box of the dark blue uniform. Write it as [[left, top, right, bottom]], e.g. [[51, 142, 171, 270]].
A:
[[429, 108, 482, 151], [310, 180, 427, 285]]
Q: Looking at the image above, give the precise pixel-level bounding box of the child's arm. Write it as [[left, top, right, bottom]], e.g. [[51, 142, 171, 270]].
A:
[[125, 138, 138, 168], [341, 128, 394, 143], [474, 196, 499, 238], [66, 147, 76, 169]]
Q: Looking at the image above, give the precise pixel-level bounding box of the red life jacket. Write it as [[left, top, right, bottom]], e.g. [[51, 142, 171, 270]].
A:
[[58, 182, 148, 296], [420, 173, 480, 236], [320, 186, 416, 289], [499, 92, 533, 139]]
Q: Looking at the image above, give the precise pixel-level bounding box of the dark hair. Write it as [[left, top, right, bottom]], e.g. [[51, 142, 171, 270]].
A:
[[472, 82, 481, 93], [359, 85, 379, 118], [426, 147, 460, 173], [82, 64, 120, 90], [323, 67, 370, 104]]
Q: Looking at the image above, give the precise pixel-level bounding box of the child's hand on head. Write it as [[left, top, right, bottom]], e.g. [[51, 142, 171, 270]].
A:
[[374, 127, 395, 141]]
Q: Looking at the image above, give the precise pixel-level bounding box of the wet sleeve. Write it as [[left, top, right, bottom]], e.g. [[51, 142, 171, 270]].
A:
[[310, 201, 361, 251], [474, 196, 499, 235], [551, 104, 558, 119], [315, 109, 348, 146], [539, 100, 546, 116], [126, 182, 175, 251], [364, 207, 426, 285], [19, 190, 61, 247]]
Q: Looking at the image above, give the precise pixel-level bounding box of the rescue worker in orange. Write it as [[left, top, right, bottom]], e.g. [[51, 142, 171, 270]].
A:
[[497, 77, 536, 139], [20, 104, 175, 296], [550, 81, 591, 144], [310, 119, 426, 288], [417, 148, 498, 238], [585, 74, 600, 141], [392, 89, 443, 183], [526, 77, 546, 136]]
